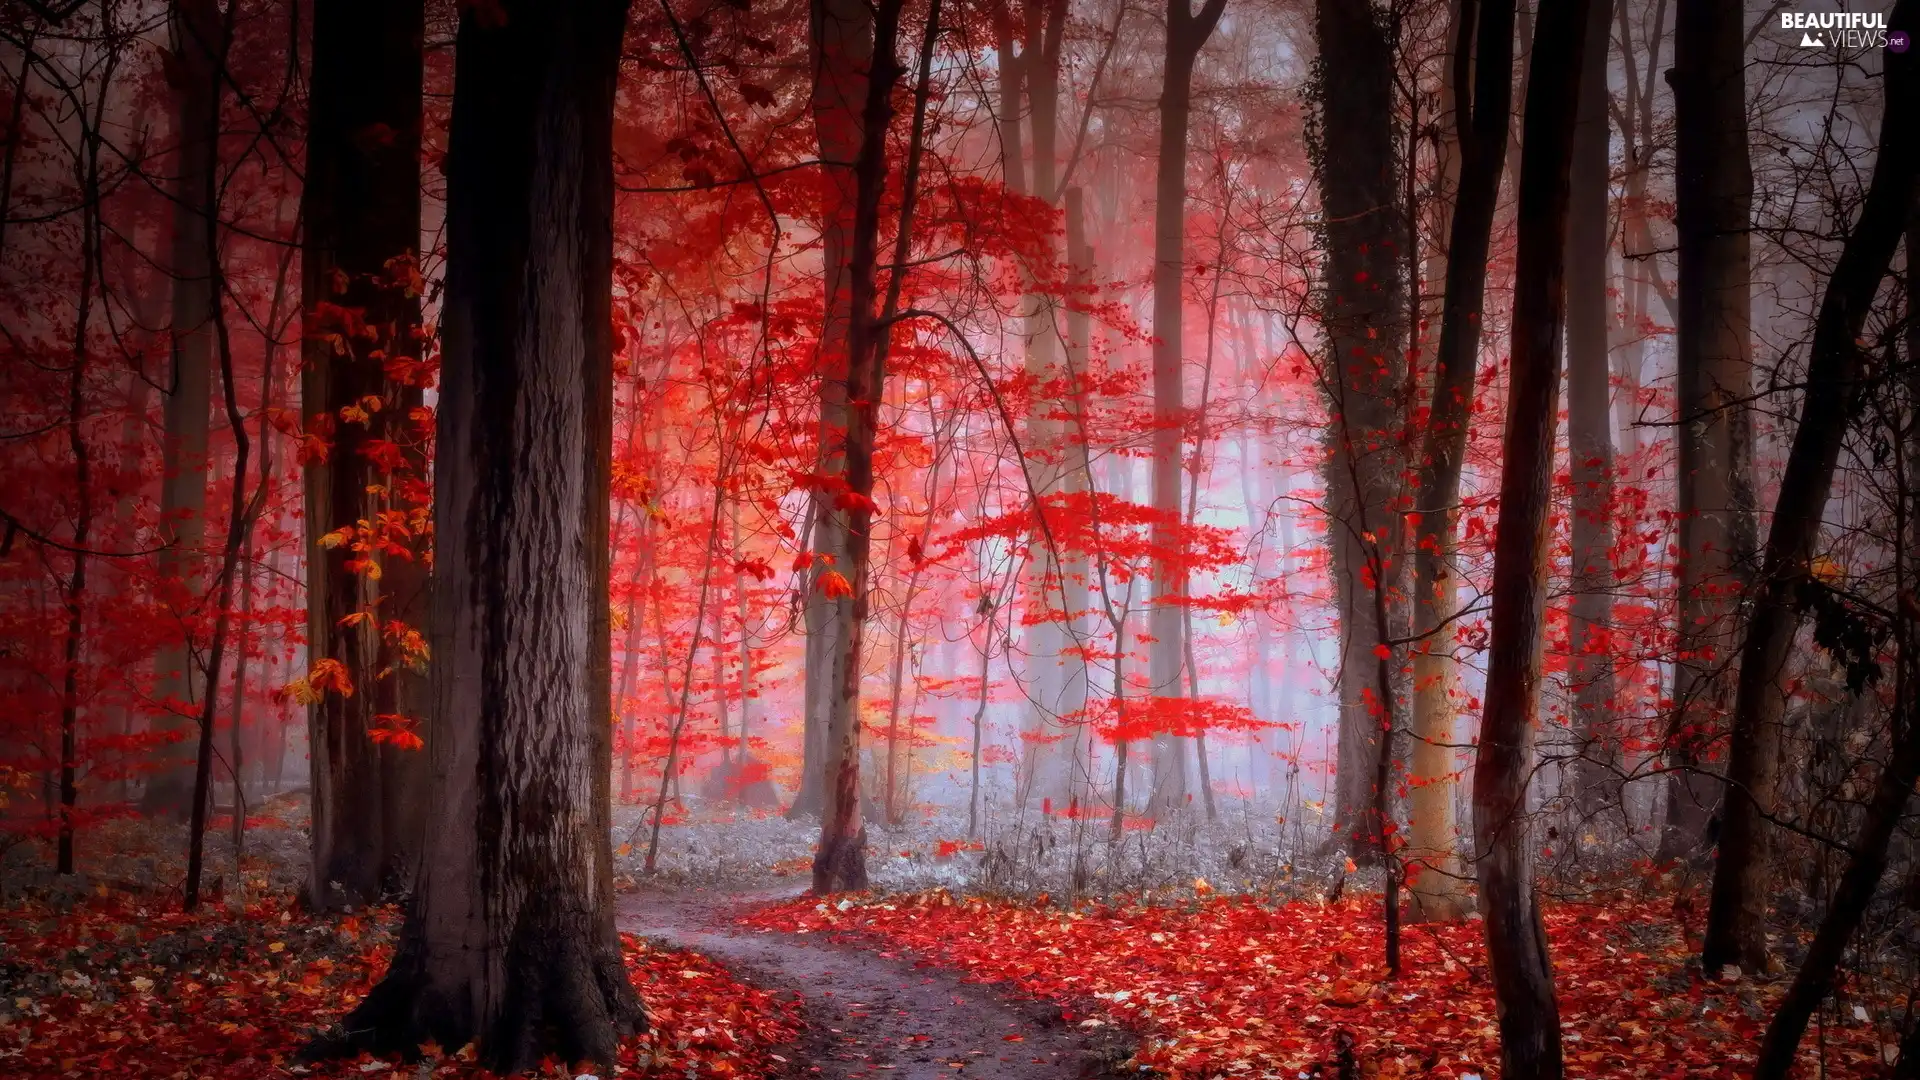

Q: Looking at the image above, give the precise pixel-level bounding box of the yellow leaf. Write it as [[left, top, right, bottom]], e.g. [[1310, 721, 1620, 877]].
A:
[[318, 527, 354, 549]]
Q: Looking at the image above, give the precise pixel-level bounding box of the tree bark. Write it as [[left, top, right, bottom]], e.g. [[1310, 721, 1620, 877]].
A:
[[323, 0, 643, 1068], [144, 0, 225, 819], [1016, 0, 1079, 811], [300, 0, 427, 911], [1703, 0, 1917, 976], [791, 0, 872, 821], [1146, 0, 1227, 818], [1474, 0, 1593, 1073], [815, 0, 938, 892], [1313, 0, 1406, 859], [1661, 0, 1757, 861], [1408, 0, 1516, 923], [1565, 0, 1617, 816]]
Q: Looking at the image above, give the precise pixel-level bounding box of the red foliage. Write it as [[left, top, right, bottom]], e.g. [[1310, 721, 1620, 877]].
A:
[[742, 891, 1890, 1078], [0, 895, 799, 1078]]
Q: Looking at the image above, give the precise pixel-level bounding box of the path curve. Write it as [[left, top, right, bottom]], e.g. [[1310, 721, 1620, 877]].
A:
[[616, 887, 1139, 1080]]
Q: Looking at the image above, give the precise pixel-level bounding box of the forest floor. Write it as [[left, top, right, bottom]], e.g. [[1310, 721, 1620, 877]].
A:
[[736, 888, 1900, 1080], [1, 801, 1909, 1078]]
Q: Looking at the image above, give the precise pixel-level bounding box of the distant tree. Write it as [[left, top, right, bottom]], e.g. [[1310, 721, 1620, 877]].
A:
[[1564, 0, 1617, 813], [1661, 0, 1757, 860], [1311, 0, 1406, 861], [144, 0, 226, 819], [1145, 0, 1227, 817]]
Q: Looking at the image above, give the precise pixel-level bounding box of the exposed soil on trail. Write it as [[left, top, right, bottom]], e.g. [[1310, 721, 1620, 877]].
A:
[[616, 887, 1144, 1080]]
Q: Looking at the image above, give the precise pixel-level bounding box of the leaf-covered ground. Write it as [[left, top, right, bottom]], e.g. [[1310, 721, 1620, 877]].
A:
[[0, 894, 799, 1079], [742, 889, 1894, 1079]]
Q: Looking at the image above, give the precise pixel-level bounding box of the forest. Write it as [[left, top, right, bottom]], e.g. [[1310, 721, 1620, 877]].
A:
[[0, 0, 1917, 1075]]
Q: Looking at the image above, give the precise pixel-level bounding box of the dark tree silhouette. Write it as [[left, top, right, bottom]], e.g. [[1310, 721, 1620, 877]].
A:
[[1662, 0, 1757, 862], [1474, 0, 1595, 1074], [1706, 0, 1919, 984], [324, 0, 645, 1069], [300, 0, 428, 912]]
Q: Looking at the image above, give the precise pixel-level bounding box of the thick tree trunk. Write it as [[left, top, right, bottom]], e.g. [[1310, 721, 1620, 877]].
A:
[[1661, 0, 1757, 861], [1313, 0, 1406, 858], [144, 0, 225, 819], [1703, 3, 1916, 976], [1565, 0, 1617, 816], [1146, 0, 1227, 818], [791, 0, 872, 821], [324, 0, 643, 1069], [1474, 0, 1593, 1074], [1408, 0, 1515, 923], [300, 0, 427, 911]]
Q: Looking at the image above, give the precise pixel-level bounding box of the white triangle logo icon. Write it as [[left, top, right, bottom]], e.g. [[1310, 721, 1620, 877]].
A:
[[1800, 31, 1824, 46]]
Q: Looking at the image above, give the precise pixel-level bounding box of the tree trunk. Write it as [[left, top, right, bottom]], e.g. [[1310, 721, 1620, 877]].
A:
[[324, 0, 643, 1068], [57, 150, 100, 874], [1017, 0, 1078, 811], [1474, 0, 1593, 1073], [1661, 0, 1757, 861], [300, 0, 427, 911], [815, 0, 937, 892], [1565, 0, 1616, 816], [1058, 184, 1097, 812], [791, 0, 872, 822], [1703, 2, 1917, 976], [144, 0, 225, 819], [1408, 0, 1515, 923], [1146, 0, 1227, 818], [1313, 0, 1406, 859]]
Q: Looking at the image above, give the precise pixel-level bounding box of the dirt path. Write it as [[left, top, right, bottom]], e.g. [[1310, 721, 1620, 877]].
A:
[[616, 887, 1139, 1080]]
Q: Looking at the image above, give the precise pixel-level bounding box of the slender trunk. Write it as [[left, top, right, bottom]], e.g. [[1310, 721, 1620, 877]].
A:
[[1146, 0, 1227, 817], [1661, 0, 1757, 860], [968, 616, 992, 840], [1409, 0, 1515, 929], [57, 119, 101, 874], [145, 0, 226, 819], [187, 147, 264, 912], [732, 502, 754, 792], [1108, 626, 1129, 841], [228, 544, 251, 857], [1703, 4, 1917, 975], [645, 493, 725, 874], [883, 564, 923, 824], [1566, 0, 1617, 815], [1474, 0, 1593, 1073], [1058, 185, 1096, 812]]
